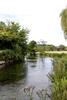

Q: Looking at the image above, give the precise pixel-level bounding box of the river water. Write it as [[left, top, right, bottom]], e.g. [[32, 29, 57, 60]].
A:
[[0, 57, 53, 100]]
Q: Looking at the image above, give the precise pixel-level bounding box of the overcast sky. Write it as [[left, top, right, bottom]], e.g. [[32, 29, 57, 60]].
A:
[[0, 0, 67, 46]]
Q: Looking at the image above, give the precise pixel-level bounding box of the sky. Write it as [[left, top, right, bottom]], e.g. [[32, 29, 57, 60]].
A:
[[0, 0, 67, 46]]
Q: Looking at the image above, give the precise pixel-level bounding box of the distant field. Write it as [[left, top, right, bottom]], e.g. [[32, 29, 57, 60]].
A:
[[45, 51, 67, 54]]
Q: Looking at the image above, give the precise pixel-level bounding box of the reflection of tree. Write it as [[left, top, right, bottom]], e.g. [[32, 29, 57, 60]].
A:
[[31, 62, 36, 67], [0, 63, 27, 84]]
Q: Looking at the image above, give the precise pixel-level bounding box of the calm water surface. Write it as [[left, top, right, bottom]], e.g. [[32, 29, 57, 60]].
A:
[[0, 57, 53, 100]]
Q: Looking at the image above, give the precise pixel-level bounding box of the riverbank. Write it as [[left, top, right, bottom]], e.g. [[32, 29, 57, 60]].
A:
[[49, 54, 67, 100]]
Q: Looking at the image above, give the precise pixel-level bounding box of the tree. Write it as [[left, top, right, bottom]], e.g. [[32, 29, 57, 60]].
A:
[[28, 40, 37, 58], [60, 7, 67, 39], [0, 21, 29, 62], [58, 45, 65, 51]]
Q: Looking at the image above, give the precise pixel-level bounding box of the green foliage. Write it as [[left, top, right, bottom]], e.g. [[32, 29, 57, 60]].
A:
[[45, 45, 57, 51], [49, 55, 67, 100], [28, 40, 37, 59], [0, 21, 28, 62], [60, 8, 67, 38], [37, 44, 67, 56], [45, 53, 66, 58], [57, 45, 66, 51]]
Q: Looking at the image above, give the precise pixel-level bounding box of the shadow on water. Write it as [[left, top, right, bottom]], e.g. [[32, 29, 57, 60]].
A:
[[0, 62, 27, 84]]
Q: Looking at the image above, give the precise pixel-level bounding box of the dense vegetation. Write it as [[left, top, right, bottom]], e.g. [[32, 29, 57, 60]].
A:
[[49, 55, 67, 100], [0, 21, 28, 62], [37, 44, 67, 51], [49, 7, 67, 100], [27, 40, 37, 59]]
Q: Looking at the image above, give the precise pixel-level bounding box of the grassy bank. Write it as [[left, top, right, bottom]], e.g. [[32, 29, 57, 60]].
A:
[[39, 51, 67, 58], [49, 54, 67, 100]]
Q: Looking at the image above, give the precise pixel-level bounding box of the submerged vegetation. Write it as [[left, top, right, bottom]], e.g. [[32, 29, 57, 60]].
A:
[[24, 86, 49, 100]]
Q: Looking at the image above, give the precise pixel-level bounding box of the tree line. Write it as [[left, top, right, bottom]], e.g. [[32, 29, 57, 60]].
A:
[[0, 7, 67, 62]]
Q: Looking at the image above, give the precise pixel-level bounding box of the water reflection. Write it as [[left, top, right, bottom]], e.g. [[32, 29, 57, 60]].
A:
[[0, 57, 53, 100], [27, 61, 37, 68], [25, 57, 52, 88], [0, 63, 27, 84]]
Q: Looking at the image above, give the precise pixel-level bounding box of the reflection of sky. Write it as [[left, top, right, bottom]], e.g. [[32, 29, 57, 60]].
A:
[[0, 0, 67, 45], [25, 57, 52, 89], [0, 57, 53, 100]]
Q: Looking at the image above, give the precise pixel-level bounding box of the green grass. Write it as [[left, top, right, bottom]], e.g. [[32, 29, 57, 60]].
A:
[[45, 51, 67, 54], [49, 55, 67, 100]]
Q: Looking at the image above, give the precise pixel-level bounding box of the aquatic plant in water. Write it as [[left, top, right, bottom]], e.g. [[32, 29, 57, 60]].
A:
[[24, 86, 35, 100], [24, 86, 50, 100]]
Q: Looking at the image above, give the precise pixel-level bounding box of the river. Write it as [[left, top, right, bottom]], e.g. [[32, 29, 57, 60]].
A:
[[0, 57, 53, 100]]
